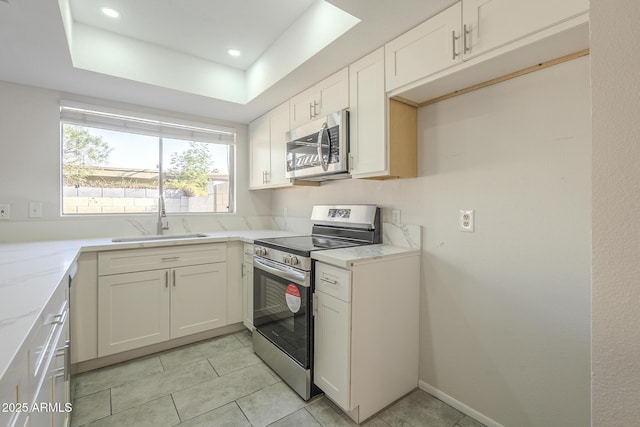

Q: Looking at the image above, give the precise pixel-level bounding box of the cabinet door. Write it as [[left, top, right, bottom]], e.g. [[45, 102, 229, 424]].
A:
[[349, 48, 387, 177], [462, 0, 589, 60], [314, 291, 351, 410], [316, 67, 349, 116], [267, 102, 291, 186], [171, 263, 228, 338], [249, 114, 271, 189], [290, 86, 316, 129], [385, 2, 462, 92], [98, 270, 170, 357]]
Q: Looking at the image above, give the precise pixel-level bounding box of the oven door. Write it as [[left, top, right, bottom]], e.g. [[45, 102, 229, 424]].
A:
[[253, 257, 312, 368]]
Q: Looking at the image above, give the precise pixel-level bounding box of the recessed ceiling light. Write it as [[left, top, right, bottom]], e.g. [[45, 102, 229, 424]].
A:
[[227, 49, 241, 57], [101, 7, 120, 18]]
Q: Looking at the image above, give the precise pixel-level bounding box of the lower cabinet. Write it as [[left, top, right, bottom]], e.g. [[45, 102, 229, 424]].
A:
[[314, 254, 420, 423], [242, 243, 254, 330], [97, 244, 228, 357]]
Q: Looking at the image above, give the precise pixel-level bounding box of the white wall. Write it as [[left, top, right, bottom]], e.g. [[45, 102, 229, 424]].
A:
[[591, 1, 640, 425], [272, 57, 591, 426], [0, 80, 272, 242]]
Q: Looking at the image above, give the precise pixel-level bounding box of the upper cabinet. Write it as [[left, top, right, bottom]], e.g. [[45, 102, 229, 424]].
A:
[[385, 3, 463, 92], [290, 68, 349, 129], [349, 48, 417, 179], [249, 101, 292, 189], [385, 0, 589, 98], [462, 0, 588, 60]]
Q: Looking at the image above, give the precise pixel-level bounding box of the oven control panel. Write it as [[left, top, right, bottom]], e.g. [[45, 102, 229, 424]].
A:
[[254, 246, 268, 257], [283, 255, 299, 266]]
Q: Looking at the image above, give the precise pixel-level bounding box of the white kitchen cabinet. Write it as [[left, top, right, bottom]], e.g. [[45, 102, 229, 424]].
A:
[[349, 48, 417, 179], [226, 241, 243, 325], [97, 244, 228, 357], [385, 0, 589, 95], [26, 273, 70, 427], [313, 254, 420, 423], [385, 2, 462, 92], [249, 101, 292, 189], [71, 252, 98, 364], [290, 67, 349, 129], [241, 243, 254, 330], [314, 269, 351, 409], [462, 0, 588, 60], [171, 263, 227, 338], [98, 269, 170, 355]]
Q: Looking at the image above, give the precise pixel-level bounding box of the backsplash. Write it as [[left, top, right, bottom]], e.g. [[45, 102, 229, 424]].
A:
[[0, 214, 273, 243]]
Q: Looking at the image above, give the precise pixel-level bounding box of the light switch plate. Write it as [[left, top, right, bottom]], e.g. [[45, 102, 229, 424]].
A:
[[29, 201, 43, 218], [459, 209, 474, 232]]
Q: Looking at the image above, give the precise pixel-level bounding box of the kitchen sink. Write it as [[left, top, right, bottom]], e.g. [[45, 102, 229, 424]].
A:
[[112, 233, 209, 242]]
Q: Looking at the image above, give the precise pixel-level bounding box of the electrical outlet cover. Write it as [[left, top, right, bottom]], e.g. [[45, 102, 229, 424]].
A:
[[0, 204, 10, 220], [459, 209, 474, 232]]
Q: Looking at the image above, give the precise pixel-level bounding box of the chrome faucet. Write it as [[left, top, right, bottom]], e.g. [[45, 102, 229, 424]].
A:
[[157, 196, 169, 235]]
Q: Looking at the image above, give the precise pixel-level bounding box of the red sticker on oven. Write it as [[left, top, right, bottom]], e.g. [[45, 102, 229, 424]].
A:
[[285, 284, 301, 313]]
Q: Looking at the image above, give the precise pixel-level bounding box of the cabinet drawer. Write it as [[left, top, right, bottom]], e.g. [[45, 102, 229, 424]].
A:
[[28, 283, 67, 404], [98, 244, 227, 276], [315, 263, 351, 302]]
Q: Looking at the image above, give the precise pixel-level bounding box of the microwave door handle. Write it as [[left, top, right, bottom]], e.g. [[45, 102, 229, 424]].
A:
[[317, 122, 329, 171]]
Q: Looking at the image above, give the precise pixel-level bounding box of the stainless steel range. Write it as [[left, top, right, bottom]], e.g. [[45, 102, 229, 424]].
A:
[[252, 205, 381, 400]]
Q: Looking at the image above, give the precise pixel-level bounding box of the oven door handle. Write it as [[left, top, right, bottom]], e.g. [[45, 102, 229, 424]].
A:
[[254, 257, 310, 287]]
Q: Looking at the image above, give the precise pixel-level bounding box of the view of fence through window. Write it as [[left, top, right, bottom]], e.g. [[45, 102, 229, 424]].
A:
[[61, 124, 233, 214]]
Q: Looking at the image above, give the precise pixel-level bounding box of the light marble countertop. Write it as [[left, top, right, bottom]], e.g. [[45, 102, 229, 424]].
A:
[[0, 229, 299, 380], [311, 244, 421, 269], [0, 229, 419, 380]]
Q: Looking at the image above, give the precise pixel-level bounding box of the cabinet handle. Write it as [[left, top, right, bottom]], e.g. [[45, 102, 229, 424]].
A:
[[313, 100, 319, 118], [320, 277, 338, 285], [173, 270, 176, 287], [463, 24, 471, 54], [452, 30, 460, 59], [165, 271, 169, 288], [51, 310, 67, 325], [161, 256, 179, 262], [241, 263, 245, 278], [309, 102, 314, 120]]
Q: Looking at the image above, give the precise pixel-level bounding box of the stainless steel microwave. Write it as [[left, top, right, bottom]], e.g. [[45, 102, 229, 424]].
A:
[[285, 109, 349, 181]]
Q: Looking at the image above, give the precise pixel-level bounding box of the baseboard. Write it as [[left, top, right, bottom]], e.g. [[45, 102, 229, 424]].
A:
[[418, 380, 503, 427], [72, 322, 246, 374]]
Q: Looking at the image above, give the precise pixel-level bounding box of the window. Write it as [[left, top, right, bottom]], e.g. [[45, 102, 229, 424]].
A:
[[60, 103, 235, 215]]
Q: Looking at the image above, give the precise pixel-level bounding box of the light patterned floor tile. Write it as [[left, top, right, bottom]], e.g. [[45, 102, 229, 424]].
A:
[[172, 363, 278, 421], [234, 329, 253, 347], [70, 389, 111, 427], [306, 397, 360, 427], [111, 359, 216, 413], [177, 402, 251, 427], [268, 408, 321, 427], [208, 345, 261, 376], [159, 335, 244, 371], [376, 389, 465, 427], [236, 381, 307, 427], [88, 395, 179, 427], [74, 356, 164, 398], [456, 415, 487, 427]]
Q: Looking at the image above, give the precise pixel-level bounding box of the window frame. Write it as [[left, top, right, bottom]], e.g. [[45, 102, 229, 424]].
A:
[[59, 102, 236, 216]]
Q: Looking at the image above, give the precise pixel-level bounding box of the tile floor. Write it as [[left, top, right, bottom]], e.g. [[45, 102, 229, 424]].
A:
[[70, 330, 486, 427]]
